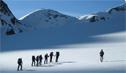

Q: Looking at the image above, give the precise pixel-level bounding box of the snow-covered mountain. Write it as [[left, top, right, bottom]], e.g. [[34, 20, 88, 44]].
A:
[[1, 1, 126, 51], [1, 1, 125, 36], [0, 0, 24, 35], [20, 3, 126, 33], [79, 12, 109, 22], [108, 3, 126, 14], [79, 3, 126, 23], [19, 3, 126, 36], [20, 9, 78, 29]]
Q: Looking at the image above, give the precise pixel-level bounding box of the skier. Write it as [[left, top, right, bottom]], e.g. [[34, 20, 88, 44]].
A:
[[44, 53, 49, 64], [17, 58, 23, 71], [39, 55, 43, 65], [99, 49, 104, 62], [49, 52, 54, 63], [36, 56, 39, 66], [55, 52, 60, 62], [31, 55, 36, 66]]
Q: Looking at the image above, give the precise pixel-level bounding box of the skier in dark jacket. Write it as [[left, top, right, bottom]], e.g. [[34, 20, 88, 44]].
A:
[[17, 58, 23, 71], [55, 52, 60, 62], [44, 53, 49, 64], [32, 55, 36, 66], [36, 56, 39, 66], [39, 55, 43, 65], [99, 49, 104, 62], [49, 52, 54, 63]]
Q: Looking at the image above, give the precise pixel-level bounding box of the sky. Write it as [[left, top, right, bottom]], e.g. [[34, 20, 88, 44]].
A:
[[4, 0, 125, 19]]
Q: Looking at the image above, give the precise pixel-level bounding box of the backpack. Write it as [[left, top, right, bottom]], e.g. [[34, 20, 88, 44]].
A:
[[18, 58, 22, 63]]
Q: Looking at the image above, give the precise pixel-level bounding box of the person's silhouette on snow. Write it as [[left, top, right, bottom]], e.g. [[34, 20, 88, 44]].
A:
[[44, 53, 49, 64], [17, 58, 23, 71], [99, 49, 104, 62], [32, 55, 36, 66], [49, 52, 54, 63], [36, 56, 39, 66], [55, 52, 60, 62], [39, 55, 43, 65]]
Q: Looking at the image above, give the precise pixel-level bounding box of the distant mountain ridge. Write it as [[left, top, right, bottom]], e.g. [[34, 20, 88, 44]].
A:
[[0, 0, 125, 36], [79, 3, 126, 22], [20, 3, 126, 33]]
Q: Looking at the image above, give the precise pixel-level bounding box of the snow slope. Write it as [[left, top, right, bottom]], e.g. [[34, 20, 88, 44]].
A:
[[0, 1, 125, 51], [2, 9, 125, 51], [0, 32, 126, 73]]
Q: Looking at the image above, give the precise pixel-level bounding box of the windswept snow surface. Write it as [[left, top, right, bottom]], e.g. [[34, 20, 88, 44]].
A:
[[0, 32, 126, 73]]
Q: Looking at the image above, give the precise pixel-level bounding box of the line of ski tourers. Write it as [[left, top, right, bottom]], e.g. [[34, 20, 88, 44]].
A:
[[17, 51, 60, 71], [17, 49, 105, 71]]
